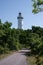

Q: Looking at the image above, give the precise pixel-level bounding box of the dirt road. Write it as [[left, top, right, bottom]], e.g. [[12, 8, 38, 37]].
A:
[[0, 50, 28, 65]]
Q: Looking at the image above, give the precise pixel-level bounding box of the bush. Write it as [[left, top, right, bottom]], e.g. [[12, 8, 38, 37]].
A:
[[4, 47, 9, 54], [0, 46, 4, 54], [15, 42, 22, 50]]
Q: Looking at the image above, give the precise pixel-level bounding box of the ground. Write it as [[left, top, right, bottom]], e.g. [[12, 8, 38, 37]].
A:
[[0, 50, 29, 65]]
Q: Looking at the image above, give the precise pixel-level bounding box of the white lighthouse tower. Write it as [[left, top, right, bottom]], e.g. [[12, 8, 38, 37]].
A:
[[17, 12, 23, 29]]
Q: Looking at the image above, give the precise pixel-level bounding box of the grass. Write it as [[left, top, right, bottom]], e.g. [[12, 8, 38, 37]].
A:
[[40, 56, 43, 65], [27, 55, 43, 65], [27, 56, 36, 65], [0, 50, 16, 60]]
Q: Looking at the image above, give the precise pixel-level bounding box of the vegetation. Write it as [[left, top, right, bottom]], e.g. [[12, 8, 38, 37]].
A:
[[31, 0, 43, 64], [0, 19, 22, 54], [27, 56, 43, 65], [0, 20, 43, 55], [0, 19, 43, 64], [32, 0, 43, 13]]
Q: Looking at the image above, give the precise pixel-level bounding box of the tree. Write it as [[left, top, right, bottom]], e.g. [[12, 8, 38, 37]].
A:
[[0, 20, 22, 54], [32, 0, 43, 13], [28, 33, 42, 65], [32, 26, 43, 37]]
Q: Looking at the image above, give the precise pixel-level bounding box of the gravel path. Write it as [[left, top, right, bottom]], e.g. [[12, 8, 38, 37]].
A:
[[0, 50, 28, 65]]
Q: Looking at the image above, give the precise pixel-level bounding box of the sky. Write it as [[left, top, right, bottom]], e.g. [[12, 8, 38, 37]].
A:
[[0, 0, 43, 29]]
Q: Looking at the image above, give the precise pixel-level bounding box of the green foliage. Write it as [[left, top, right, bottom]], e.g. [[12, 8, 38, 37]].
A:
[[0, 20, 43, 61], [0, 20, 23, 54], [0, 46, 4, 54], [28, 33, 41, 55], [32, 0, 43, 13], [35, 55, 41, 65]]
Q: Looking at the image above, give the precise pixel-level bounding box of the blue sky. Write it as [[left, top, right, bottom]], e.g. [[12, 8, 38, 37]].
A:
[[0, 0, 43, 29]]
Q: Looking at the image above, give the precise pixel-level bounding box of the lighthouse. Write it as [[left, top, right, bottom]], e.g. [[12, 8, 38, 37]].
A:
[[17, 13, 23, 29]]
